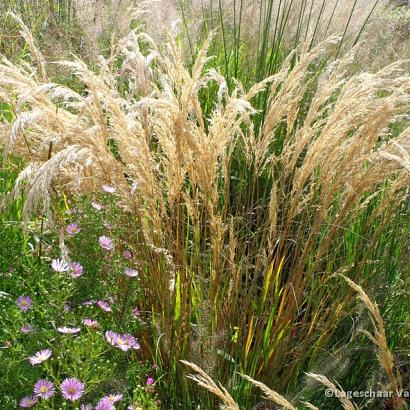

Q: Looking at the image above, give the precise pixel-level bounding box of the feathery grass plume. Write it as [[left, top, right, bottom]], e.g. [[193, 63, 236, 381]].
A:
[[380, 140, 410, 173], [181, 360, 240, 410], [1, 12, 410, 407], [339, 274, 403, 407], [305, 373, 357, 410], [300, 402, 319, 410], [239, 374, 297, 410], [8, 12, 47, 82]]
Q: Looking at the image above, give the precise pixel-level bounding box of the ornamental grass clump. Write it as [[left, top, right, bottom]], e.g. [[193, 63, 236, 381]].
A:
[[1, 10, 409, 408], [181, 276, 402, 408]]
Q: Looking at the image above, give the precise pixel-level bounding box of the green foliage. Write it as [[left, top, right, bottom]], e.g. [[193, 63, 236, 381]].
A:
[[0, 172, 161, 408]]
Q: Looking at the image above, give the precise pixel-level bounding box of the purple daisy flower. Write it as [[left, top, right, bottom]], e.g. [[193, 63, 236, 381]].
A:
[[51, 258, 69, 272], [69, 262, 84, 278], [83, 318, 99, 328], [21, 324, 33, 334], [99, 236, 114, 251], [34, 379, 55, 399], [106, 331, 128, 351], [29, 349, 52, 365], [19, 395, 38, 408], [96, 393, 123, 409], [132, 307, 140, 318], [105, 330, 120, 346], [105, 331, 140, 351], [61, 378, 84, 401], [97, 300, 112, 312], [82, 299, 96, 306], [122, 334, 140, 351], [124, 268, 139, 278], [57, 326, 81, 334], [92, 201, 104, 210], [102, 184, 116, 193], [16, 296, 32, 312], [123, 250, 133, 260], [65, 223, 81, 235], [95, 400, 115, 410], [102, 393, 123, 404], [146, 377, 155, 386]]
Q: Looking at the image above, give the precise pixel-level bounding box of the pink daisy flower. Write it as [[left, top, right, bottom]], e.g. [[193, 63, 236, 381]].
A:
[[83, 318, 99, 328], [99, 236, 114, 251], [123, 334, 140, 350], [146, 377, 155, 386], [65, 223, 81, 235], [102, 184, 116, 193], [103, 393, 123, 403], [61, 378, 84, 401], [96, 393, 123, 409], [132, 307, 140, 318], [16, 296, 32, 312], [95, 400, 115, 410], [124, 268, 139, 278], [21, 324, 33, 334], [105, 330, 120, 346], [105, 331, 140, 351], [69, 262, 84, 278], [19, 395, 38, 408], [51, 258, 69, 272], [34, 379, 55, 399], [97, 300, 112, 312], [123, 250, 133, 260], [57, 326, 81, 334], [92, 201, 104, 210], [105, 331, 129, 351], [29, 349, 52, 365]]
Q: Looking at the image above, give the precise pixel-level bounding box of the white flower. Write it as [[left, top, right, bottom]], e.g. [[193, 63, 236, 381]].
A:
[[51, 258, 69, 272]]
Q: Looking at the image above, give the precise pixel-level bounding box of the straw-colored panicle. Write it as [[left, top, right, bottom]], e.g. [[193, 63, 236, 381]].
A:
[[239, 374, 297, 410], [305, 373, 358, 410], [340, 275, 403, 408], [300, 402, 319, 410], [181, 360, 240, 410]]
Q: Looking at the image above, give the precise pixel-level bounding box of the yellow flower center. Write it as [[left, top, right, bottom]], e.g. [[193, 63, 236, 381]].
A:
[[40, 386, 47, 393], [68, 387, 76, 394]]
